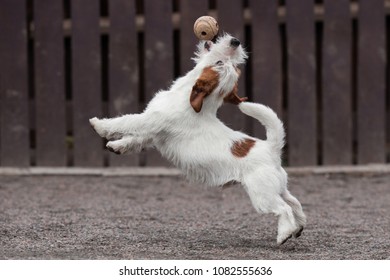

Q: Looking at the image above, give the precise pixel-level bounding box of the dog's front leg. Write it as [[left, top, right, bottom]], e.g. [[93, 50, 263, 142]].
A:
[[106, 135, 152, 154], [89, 113, 150, 140]]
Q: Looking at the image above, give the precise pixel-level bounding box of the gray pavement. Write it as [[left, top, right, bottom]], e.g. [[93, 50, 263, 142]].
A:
[[0, 170, 389, 259]]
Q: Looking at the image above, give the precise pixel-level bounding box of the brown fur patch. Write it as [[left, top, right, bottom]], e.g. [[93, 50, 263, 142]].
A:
[[231, 138, 256, 157], [223, 83, 241, 104], [190, 67, 219, 112]]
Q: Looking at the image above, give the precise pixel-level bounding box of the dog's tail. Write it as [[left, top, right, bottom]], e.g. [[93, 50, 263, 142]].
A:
[[238, 102, 285, 156]]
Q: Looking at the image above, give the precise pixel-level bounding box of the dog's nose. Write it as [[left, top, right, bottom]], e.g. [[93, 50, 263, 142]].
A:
[[230, 38, 241, 48]]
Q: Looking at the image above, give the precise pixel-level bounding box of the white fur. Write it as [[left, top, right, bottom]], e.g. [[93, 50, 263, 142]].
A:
[[90, 34, 306, 244]]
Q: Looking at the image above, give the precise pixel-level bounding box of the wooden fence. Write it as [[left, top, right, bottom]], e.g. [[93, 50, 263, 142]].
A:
[[0, 0, 389, 167]]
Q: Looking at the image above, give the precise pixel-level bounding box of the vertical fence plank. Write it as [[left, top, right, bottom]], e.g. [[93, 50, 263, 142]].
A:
[[322, 0, 352, 165], [217, 0, 247, 132], [72, 0, 103, 166], [357, 0, 386, 164], [108, 0, 139, 166], [250, 0, 282, 139], [144, 0, 173, 166], [0, 0, 30, 166], [286, 0, 317, 166], [180, 0, 208, 75], [34, 0, 66, 166]]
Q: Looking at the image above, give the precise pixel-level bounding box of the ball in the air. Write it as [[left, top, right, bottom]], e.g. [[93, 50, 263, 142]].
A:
[[193, 16, 219, 41]]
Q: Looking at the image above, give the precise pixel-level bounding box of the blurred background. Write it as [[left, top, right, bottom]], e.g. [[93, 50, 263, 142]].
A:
[[0, 0, 389, 168]]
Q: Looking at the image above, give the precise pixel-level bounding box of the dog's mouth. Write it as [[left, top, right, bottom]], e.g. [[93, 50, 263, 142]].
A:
[[223, 82, 248, 105], [224, 66, 247, 104], [223, 92, 248, 105]]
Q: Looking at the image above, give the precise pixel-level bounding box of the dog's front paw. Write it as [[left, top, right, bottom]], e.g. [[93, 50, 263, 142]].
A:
[[89, 117, 107, 137], [89, 118, 122, 140], [106, 136, 146, 155], [106, 141, 127, 155], [89, 117, 99, 132]]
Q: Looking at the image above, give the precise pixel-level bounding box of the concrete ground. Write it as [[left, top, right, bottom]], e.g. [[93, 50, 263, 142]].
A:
[[0, 168, 389, 259]]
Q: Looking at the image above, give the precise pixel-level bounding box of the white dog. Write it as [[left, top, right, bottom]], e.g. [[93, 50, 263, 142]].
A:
[[90, 34, 306, 244]]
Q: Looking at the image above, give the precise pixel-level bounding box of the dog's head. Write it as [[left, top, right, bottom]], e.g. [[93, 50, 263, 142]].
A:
[[190, 33, 248, 113]]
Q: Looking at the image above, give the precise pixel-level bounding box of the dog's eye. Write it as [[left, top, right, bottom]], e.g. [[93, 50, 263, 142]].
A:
[[215, 60, 223, 66]]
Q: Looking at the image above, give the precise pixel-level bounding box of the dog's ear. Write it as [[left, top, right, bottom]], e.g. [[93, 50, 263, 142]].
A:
[[190, 67, 219, 113], [190, 88, 208, 113]]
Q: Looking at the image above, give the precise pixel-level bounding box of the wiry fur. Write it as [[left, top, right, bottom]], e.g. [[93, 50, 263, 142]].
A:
[[90, 34, 306, 244]]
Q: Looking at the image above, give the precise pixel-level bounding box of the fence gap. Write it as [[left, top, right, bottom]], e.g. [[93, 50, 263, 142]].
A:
[[280, 22, 289, 166], [386, 15, 390, 163], [316, 20, 323, 166], [27, 0, 36, 166], [351, 18, 358, 165], [101, 34, 109, 167]]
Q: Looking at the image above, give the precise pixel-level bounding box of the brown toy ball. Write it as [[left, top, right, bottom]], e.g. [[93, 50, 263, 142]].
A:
[[193, 16, 219, 41]]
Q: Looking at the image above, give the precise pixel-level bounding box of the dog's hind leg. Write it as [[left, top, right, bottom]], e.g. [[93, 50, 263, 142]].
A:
[[281, 190, 306, 238], [274, 199, 297, 244], [242, 172, 300, 245], [247, 190, 298, 244]]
